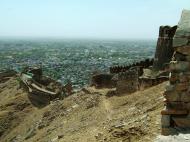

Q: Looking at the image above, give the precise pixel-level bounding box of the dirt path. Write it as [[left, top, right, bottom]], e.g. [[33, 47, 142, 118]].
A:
[[0, 77, 168, 142], [102, 96, 114, 120]]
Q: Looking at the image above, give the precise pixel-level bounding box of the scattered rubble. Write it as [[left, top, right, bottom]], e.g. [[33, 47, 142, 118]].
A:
[[19, 66, 73, 106]]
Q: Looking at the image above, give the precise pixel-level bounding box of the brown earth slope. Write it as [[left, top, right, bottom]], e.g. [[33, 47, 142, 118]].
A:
[[0, 76, 166, 142]]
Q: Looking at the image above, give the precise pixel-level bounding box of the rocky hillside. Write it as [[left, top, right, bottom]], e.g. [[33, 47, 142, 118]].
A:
[[0, 74, 167, 142]]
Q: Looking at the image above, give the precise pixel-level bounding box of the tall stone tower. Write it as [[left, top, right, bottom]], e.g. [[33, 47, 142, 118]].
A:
[[161, 10, 190, 135], [153, 25, 177, 70]]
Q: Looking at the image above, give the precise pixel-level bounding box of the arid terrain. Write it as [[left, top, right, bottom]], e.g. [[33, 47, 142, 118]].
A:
[[0, 74, 167, 142]]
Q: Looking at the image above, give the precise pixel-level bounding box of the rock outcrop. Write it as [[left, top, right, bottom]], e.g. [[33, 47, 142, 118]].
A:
[[161, 10, 190, 135]]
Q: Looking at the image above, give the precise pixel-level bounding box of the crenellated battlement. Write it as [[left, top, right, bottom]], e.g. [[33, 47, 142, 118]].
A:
[[110, 58, 154, 74]]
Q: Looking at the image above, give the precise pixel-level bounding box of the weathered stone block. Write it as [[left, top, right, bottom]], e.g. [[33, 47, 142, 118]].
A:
[[169, 61, 190, 72], [173, 37, 188, 48], [172, 116, 190, 128], [173, 10, 190, 48], [184, 102, 190, 110], [175, 45, 190, 55], [181, 92, 190, 102], [175, 82, 189, 91], [179, 72, 189, 83], [174, 51, 187, 61], [169, 72, 179, 84], [184, 71, 190, 77], [166, 102, 186, 110], [185, 55, 190, 61], [161, 127, 177, 136], [161, 109, 188, 115], [163, 90, 180, 102], [161, 115, 171, 127]]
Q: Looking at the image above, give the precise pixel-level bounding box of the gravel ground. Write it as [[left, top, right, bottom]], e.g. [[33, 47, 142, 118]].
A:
[[156, 134, 190, 142], [156, 129, 190, 142]]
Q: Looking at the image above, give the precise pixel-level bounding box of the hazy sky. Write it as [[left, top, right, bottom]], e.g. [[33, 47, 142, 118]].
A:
[[0, 0, 190, 39]]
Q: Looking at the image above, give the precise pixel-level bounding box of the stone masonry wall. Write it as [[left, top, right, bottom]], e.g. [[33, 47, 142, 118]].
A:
[[116, 68, 139, 95], [110, 58, 153, 74], [161, 10, 190, 136], [153, 25, 177, 70], [139, 76, 168, 90]]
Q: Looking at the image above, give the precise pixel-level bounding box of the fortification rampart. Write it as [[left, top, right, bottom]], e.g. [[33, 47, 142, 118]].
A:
[[161, 10, 190, 135], [139, 76, 168, 90], [116, 68, 139, 95], [110, 58, 154, 74], [153, 25, 177, 70]]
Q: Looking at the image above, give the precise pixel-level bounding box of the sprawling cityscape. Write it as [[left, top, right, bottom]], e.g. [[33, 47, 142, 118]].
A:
[[0, 39, 155, 88]]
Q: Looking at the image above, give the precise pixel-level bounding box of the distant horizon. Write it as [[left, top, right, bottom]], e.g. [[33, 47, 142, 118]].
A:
[[0, 0, 190, 39], [0, 36, 157, 41]]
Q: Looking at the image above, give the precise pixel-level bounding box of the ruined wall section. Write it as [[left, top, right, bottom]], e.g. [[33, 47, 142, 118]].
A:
[[153, 25, 177, 70], [116, 68, 139, 95], [0, 70, 17, 79], [139, 76, 168, 90], [161, 10, 190, 135], [90, 73, 115, 89], [110, 58, 153, 74], [0, 70, 17, 83]]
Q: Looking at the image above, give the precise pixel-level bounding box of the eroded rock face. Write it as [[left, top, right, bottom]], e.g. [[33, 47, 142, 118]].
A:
[[153, 25, 177, 70], [161, 9, 190, 136]]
